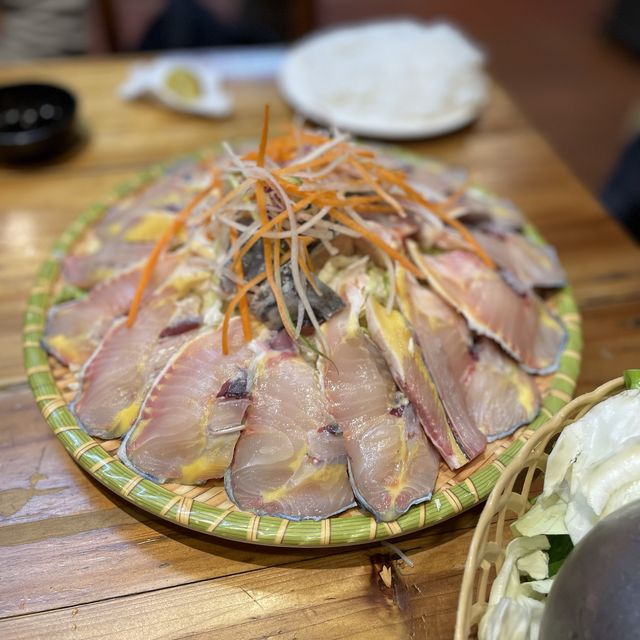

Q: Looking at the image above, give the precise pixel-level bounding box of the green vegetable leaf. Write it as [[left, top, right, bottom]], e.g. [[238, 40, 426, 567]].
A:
[[546, 534, 574, 577], [624, 369, 640, 390]]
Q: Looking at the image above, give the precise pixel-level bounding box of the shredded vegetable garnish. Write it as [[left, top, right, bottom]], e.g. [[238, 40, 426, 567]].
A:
[[229, 227, 252, 341], [126, 106, 499, 354], [127, 175, 217, 327]]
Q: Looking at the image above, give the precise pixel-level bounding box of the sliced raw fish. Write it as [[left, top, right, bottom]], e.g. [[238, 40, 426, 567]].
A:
[[465, 338, 541, 441], [96, 159, 210, 239], [453, 188, 525, 230], [396, 268, 472, 381], [406, 159, 468, 202], [410, 245, 567, 375], [64, 160, 212, 288], [225, 349, 355, 520], [121, 318, 255, 484], [396, 269, 540, 441], [470, 227, 567, 291], [394, 270, 482, 450], [62, 242, 155, 289], [72, 294, 198, 439], [320, 291, 439, 521], [43, 254, 179, 366], [365, 296, 484, 469]]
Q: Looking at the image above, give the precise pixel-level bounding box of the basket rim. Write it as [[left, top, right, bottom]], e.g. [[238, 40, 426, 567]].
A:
[[23, 149, 583, 548], [454, 376, 625, 639]]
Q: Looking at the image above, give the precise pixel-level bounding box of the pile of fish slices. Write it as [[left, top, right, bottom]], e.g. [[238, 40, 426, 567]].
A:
[[42, 128, 568, 522]]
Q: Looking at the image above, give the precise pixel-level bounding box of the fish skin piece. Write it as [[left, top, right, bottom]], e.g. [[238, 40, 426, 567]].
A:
[[248, 261, 344, 331], [121, 318, 255, 485], [465, 338, 541, 441], [72, 294, 197, 439], [226, 349, 355, 521], [42, 253, 179, 367], [409, 244, 567, 375], [470, 227, 567, 292], [320, 292, 439, 521], [394, 269, 484, 456], [365, 296, 482, 469]]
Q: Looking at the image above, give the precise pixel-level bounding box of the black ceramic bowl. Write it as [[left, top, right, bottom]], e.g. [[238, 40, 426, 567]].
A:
[[0, 83, 77, 162]]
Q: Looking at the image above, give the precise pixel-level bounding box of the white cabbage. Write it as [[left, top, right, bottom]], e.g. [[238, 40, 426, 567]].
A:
[[479, 388, 640, 638]]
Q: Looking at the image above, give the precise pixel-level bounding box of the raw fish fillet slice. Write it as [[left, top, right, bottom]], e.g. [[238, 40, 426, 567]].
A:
[[62, 242, 155, 289], [96, 159, 210, 238], [321, 293, 439, 521], [121, 318, 255, 484], [226, 350, 355, 521], [396, 268, 472, 381], [365, 296, 484, 469], [72, 294, 196, 439], [470, 227, 566, 291], [43, 253, 179, 367], [465, 338, 540, 441], [405, 159, 468, 202], [65, 161, 212, 288], [452, 188, 525, 230], [397, 269, 540, 442], [395, 270, 482, 454], [410, 245, 567, 375]]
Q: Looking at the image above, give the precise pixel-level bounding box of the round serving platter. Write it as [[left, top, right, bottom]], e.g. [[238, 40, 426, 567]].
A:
[[23, 152, 582, 548]]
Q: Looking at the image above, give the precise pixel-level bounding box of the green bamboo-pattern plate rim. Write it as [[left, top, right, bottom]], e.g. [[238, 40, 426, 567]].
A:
[[23, 151, 582, 547]]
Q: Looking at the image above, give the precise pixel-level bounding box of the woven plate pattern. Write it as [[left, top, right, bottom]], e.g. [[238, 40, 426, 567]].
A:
[[23, 159, 582, 547]]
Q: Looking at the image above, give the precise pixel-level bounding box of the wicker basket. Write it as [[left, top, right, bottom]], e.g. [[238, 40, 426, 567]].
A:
[[454, 376, 626, 640]]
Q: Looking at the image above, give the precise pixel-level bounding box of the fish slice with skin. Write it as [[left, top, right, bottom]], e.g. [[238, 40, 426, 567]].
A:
[[365, 295, 484, 469], [43, 252, 180, 367], [394, 268, 482, 451], [61, 241, 156, 289], [72, 292, 199, 439], [465, 338, 540, 441], [225, 347, 355, 521], [397, 270, 540, 441], [64, 160, 212, 288], [409, 244, 567, 374], [320, 288, 439, 521], [120, 317, 256, 485], [452, 188, 525, 231], [395, 268, 472, 381], [470, 226, 566, 292]]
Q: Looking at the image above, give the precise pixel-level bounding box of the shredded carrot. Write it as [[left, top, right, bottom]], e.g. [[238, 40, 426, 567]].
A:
[[221, 271, 265, 355], [234, 193, 317, 265], [329, 209, 423, 279], [257, 105, 270, 168], [251, 104, 297, 342], [126, 181, 214, 327], [350, 158, 406, 218], [299, 242, 321, 295], [221, 246, 295, 354], [200, 178, 253, 227], [229, 227, 252, 341], [369, 164, 495, 268]]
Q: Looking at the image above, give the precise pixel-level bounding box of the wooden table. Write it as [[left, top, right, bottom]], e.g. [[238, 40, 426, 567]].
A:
[[1, 56, 639, 640]]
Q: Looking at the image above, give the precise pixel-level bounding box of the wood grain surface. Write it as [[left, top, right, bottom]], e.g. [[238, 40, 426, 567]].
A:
[[1, 55, 639, 640]]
